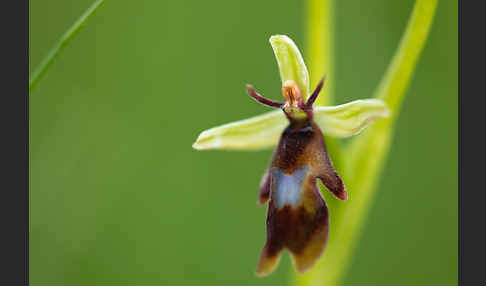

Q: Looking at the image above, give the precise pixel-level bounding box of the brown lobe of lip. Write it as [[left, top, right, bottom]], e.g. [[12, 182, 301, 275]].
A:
[[256, 116, 347, 276]]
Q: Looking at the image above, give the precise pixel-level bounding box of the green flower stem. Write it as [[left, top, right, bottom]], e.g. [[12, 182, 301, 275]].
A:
[[306, 0, 333, 107], [29, 0, 105, 94], [295, 1, 438, 286]]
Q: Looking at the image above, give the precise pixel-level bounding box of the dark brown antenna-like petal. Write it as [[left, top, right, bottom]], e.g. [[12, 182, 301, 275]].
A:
[[317, 170, 347, 201], [246, 85, 284, 108], [305, 76, 326, 108]]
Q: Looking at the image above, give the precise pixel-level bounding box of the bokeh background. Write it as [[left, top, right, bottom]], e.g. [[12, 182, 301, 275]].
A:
[[29, 0, 457, 285]]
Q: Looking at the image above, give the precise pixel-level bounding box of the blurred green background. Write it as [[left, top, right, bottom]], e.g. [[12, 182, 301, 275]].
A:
[[29, 0, 457, 285]]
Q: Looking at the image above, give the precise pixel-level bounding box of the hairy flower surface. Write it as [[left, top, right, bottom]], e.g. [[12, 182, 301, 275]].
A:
[[192, 35, 390, 276]]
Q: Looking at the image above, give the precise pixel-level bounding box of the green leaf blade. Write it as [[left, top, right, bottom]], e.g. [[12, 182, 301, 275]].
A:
[[346, 0, 438, 188], [29, 0, 106, 93], [375, 0, 439, 113]]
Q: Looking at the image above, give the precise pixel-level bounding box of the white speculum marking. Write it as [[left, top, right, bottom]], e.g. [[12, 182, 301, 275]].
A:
[[272, 166, 310, 208]]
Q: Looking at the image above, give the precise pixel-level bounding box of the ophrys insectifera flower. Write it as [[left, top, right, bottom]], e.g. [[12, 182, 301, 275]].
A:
[[192, 35, 390, 276]]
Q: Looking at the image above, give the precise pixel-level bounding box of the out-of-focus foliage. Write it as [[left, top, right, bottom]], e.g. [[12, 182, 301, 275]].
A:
[[29, 0, 105, 93]]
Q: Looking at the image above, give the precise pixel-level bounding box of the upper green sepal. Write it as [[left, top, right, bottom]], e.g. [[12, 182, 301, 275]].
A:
[[270, 35, 311, 101]]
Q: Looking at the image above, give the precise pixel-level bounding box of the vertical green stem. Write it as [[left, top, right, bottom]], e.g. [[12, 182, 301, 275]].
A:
[[29, 0, 105, 94], [295, 1, 437, 286], [305, 0, 333, 107]]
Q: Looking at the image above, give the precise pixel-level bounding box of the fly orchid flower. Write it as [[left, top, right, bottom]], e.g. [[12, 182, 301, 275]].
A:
[[192, 35, 390, 277]]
